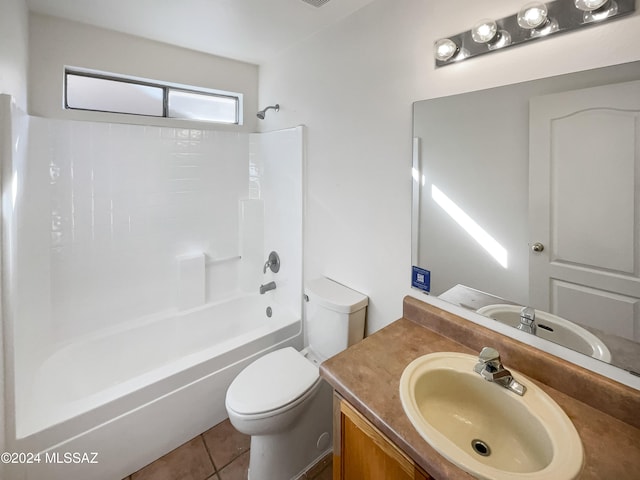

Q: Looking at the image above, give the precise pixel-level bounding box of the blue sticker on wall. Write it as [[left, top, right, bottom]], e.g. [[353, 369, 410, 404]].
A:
[[412, 266, 430, 293]]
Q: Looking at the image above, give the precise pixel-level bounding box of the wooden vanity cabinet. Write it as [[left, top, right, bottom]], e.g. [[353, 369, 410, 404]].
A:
[[333, 394, 432, 480]]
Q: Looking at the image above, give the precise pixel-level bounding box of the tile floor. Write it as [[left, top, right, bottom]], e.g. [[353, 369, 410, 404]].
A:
[[123, 419, 332, 480]]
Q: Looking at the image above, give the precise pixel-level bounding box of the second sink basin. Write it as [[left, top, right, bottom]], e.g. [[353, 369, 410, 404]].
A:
[[476, 304, 611, 362], [399, 352, 583, 480]]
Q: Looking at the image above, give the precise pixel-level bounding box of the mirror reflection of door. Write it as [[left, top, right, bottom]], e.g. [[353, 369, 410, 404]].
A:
[[529, 80, 640, 343]]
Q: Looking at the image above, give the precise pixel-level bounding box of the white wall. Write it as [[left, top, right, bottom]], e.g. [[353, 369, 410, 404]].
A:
[[258, 0, 640, 335], [0, 0, 28, 110], [28, 13, 259, 133]]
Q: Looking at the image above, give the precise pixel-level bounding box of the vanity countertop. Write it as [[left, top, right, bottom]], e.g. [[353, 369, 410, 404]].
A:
[[320, 296, 640, 480]]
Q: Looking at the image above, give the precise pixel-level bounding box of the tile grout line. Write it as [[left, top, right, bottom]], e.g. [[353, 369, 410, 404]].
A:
[[200, 433, 222, 480]]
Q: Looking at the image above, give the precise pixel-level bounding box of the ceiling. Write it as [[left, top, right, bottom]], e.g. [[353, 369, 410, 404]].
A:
[[26, 0, 377, 65]]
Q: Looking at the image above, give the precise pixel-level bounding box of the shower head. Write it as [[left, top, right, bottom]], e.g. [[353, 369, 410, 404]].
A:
[[257, 104, 280, 119]]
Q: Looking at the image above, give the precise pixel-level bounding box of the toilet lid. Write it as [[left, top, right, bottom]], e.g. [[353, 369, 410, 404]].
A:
[[226, 347, 319, 415]]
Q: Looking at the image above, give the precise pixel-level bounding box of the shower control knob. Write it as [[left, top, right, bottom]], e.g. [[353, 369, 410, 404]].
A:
[[263, 251, 281, 274], [531, 242, 544, 252]]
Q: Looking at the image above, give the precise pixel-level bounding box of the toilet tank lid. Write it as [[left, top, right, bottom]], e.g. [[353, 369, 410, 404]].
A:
[[305, 277, 368, 314]]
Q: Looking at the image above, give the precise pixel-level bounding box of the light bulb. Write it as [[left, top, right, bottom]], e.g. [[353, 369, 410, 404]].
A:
[[574, 0, 609, 11], [517, 2, 549, 29], [472, 19, 498, 44], [434, 38, 458, 62], [579, 0, 617, 21]]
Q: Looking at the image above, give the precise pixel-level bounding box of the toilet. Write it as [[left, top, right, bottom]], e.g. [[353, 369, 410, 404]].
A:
[[225, 277, 368, 480]]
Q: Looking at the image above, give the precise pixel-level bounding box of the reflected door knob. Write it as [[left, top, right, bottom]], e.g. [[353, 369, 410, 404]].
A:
[[531, 242, 544, 252]]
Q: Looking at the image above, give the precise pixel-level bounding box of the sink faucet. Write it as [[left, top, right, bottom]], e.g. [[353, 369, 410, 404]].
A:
[[473, 347, 527, 396], [259, 281, 276, 295], [518, 306, 537, 334]]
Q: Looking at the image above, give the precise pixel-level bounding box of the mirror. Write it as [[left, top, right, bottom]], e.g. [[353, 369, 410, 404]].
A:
[[412, 60, 640, 376]]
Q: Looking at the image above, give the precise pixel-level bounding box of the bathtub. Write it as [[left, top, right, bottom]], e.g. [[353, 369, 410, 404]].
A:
[[8, 293, 301, 480]]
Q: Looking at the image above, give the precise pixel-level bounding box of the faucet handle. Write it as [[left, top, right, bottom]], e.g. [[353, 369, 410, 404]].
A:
[[476, 347, 504, 373], [263, 251, 280, 274], [478, 347, 500, 364], [520, 306, 535, 321]]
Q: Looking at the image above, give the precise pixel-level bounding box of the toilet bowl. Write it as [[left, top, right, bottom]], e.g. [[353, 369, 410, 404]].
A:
[[225, 277, 368, 480], [226, 347, 333, 479]]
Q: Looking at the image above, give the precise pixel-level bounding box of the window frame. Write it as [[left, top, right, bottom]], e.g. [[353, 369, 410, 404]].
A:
[[64, 68, 243, 125]]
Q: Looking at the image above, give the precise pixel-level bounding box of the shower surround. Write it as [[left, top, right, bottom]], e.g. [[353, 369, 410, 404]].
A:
[[0, 95, 304, 480]]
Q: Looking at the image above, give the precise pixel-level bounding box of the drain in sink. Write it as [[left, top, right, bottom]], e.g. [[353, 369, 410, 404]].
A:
[[471, 439, 491, 457]]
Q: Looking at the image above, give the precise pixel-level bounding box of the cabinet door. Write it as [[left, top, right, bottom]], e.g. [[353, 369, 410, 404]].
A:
[[336, 398, 431, 480]]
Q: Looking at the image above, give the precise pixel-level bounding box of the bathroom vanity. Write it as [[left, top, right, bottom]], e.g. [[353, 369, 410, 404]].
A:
[[320, 296, 640, 479], [334, 395, 431, 479]]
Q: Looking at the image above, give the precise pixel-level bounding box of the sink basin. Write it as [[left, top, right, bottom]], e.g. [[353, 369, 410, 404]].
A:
[[399, 352, 583, 480], [476, 304, 611, 362]]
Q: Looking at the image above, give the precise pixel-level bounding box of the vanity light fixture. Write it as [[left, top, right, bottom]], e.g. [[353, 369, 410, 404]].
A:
[[434, 0, 634, 68]]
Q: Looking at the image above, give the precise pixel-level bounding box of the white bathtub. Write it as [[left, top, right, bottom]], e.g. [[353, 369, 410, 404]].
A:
[[9, 293, 301, 480]]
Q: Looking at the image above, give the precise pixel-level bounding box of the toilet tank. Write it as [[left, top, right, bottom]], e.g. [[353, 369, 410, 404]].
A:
[[305, 277, 368, 360]]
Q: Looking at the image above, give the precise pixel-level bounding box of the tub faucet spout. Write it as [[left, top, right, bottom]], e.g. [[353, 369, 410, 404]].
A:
[[260, 281, 276, 294]]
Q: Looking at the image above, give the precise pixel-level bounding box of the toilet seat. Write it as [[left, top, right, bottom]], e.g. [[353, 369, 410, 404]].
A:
[[226, 347, 319, 416]]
